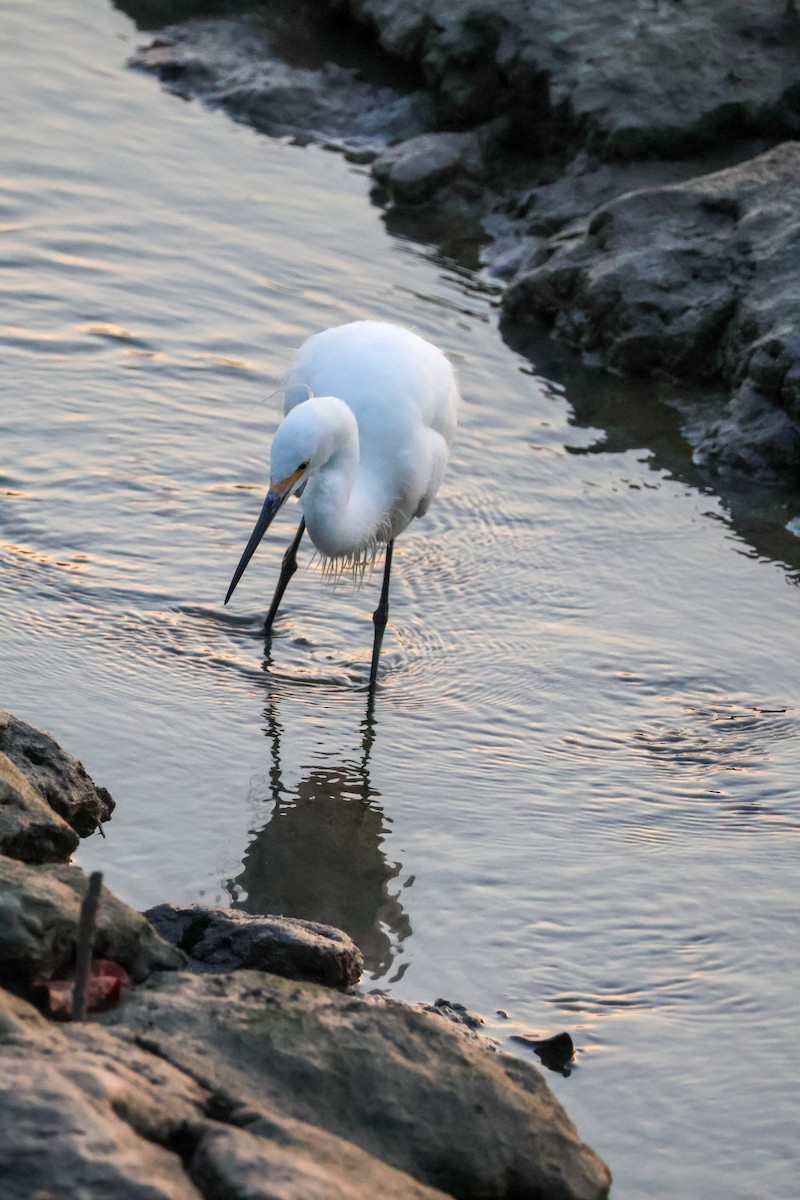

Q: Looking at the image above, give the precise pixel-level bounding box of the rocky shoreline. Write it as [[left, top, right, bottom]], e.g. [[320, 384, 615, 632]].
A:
[[0, 709, 611, 1198], [118, 0, 800, 485]]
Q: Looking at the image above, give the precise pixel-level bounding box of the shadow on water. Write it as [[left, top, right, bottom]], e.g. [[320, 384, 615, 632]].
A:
[[226, 664, 412, 981], [499, 314, 800, 579]]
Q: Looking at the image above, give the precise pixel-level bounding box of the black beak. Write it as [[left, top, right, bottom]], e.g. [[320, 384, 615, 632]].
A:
[[225, 489, 287, 605]]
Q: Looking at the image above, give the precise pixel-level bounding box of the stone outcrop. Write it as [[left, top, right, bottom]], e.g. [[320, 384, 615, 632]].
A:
[[504, 142, 800, 474], [0, 708, 114, 838], [0, 988, 208, 1200], [0, 711, 181, 993], [0, 986, 448, 1200], [330, 0, 800, 152], [124, 1, 433, 156]]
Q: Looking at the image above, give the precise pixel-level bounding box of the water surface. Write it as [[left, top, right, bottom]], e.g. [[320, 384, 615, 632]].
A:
[[2, 3, 799, 1197]]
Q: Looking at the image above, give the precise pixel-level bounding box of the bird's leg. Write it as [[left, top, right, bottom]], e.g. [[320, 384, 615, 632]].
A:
[[265, 518, 306, 635], [369, 539, 394, 691]]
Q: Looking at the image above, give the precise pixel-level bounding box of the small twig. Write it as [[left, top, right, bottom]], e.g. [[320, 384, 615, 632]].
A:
[[72, 871, 103, 1021]]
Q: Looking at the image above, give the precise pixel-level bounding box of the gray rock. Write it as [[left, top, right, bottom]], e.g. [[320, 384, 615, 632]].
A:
[[504, 142, 800, 474], [145, 902, 364, 987], [334, 0, 800, 151], [0, 752, 78, 863], [0, 857, 184, 989], [373, 129, 489, 203], [0, 986, 209, 1200], [0, 986, 449, 1200], [186, 1118, 449, 1200], [127, 8, 433, 156], [102, 969, 611, 1199], [0, 709, 114, 838]]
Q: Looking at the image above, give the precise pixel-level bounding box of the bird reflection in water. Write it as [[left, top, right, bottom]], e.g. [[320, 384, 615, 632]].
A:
[[226, 683, 412, 981]]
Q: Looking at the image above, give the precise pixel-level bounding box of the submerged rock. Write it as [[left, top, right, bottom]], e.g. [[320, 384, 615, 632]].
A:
[[145, 901, 364, 986], [0, 709, 114, 840]]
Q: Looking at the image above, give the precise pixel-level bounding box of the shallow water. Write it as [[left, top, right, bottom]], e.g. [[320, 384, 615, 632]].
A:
[[2, 1, 799, 1196]]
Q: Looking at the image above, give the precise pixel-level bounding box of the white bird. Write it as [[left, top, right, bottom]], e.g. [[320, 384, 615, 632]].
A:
[[224, 320, 460, 689]]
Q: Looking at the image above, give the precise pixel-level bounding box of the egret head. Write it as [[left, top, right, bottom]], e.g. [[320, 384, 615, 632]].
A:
[[224, 397, 355, 605], [270, 396, 356, 488], [268, 407, 317, 500]]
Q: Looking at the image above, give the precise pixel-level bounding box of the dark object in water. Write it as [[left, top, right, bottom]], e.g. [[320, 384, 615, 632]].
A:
[[512, 1030, 575, 1075]]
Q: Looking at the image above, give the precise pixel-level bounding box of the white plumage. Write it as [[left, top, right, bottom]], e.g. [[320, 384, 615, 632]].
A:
[[225, 320, 460, 688]]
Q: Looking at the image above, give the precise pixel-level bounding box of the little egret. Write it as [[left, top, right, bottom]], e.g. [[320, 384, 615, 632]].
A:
[[224, 320, 460, 688]]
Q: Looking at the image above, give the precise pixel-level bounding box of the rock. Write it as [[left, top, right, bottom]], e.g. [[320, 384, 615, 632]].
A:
[[102, 969, 611, 1199], [372, 128, 489, 203], [125, 6, 433, 156], [504, 142, 800, 474], [332, 0, 800, 151], [0, 752, 78, 863], [0, 857, 184, 990], [0, 710, 114, 838], [145, 902, 364, 987], [0, 986, 449, 1200], [0, 748, 610, 1200], [511, 1031, 576, 1076], [186, 1118, 449, 1200], [0, 986, 209, 1200]]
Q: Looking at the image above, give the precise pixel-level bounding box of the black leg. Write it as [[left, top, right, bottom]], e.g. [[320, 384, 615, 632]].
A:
[[369, 539, 394, 691], [265, 518, 305, 634]]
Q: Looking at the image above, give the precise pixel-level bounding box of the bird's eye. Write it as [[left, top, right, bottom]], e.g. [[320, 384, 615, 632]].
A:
[[299, 460, 310, 470]]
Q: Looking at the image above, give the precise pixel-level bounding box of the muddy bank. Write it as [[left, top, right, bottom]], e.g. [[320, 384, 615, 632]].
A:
[[0, 711, 610, 1199], [118, 0, 800, 483]]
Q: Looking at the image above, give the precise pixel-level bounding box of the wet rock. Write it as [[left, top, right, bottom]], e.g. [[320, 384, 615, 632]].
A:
[[145, 902, 363, 986], [0, 752, 78, 863], [0, 857, 184, 990], [372, 128, 489, 203], [512, 1031, 576, 1076], [0, 710, 114, 838], [417, 995, 486, 1036], [127, 6, 433, 157], [102, 969, 611, 1199], [504, 142, 800, 475]]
